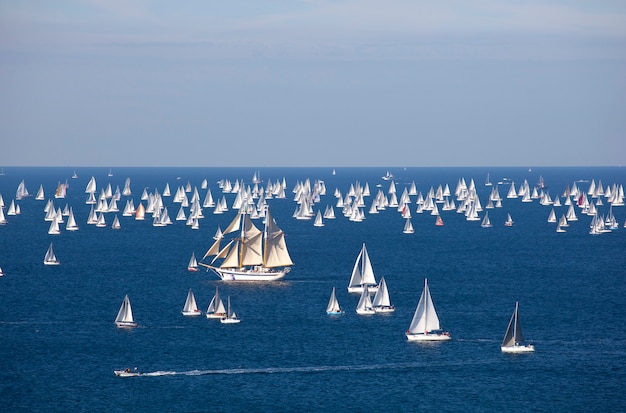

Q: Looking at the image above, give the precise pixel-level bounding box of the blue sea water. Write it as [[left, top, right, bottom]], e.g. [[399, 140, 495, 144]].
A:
[[0, 166, 625, 412]]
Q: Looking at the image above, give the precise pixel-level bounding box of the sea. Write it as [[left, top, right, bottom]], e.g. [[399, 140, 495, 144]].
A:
[[0, 166, 625, 412]]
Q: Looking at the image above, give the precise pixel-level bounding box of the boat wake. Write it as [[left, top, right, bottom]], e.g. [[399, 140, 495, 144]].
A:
[[134, 360, 495, 377]]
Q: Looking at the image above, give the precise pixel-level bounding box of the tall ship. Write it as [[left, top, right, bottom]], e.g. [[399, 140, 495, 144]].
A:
[[200, 208, 294, 281]]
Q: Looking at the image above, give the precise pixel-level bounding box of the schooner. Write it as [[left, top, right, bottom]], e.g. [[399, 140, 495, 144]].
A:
[[200, 208, 294, 281]]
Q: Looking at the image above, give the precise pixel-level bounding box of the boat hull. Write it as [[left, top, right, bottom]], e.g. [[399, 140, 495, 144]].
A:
[[374, 306, 396, 313], [406, 332, 451, 342], [206, 313, 226, 319], [326, 310, 345, 316], [220, 317, 241, 324], [211, 266, 290, 281], [114, 370, 141, 377], [356, 308, 376, 315], [501, 344, 535, 353], [115, 321, 138, 328], [182, 310, 202, 317]]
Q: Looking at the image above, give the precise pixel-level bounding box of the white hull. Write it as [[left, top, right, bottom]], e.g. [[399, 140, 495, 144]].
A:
[[211, 266, 289, 281], [220, 317, 241, 324], [501, 344, 535, 353], [206, 313, 226, 319], [348, 285, 379, 294], [356, 308, 375, 315], [406, 332, 451, 342], [326, 310, 345, 316], [44, 261, 60, 266], [373, 306, 395, 313], [182, 310, 202, 317], [114, 370, 141, 377], [115, 321, 138, 328]]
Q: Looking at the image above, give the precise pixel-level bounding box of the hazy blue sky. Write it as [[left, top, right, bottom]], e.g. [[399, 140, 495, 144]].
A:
[[1, 1, 625, 167]]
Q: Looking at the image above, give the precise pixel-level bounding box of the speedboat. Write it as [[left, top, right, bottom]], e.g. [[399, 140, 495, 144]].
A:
[[114, 368, 142, 377]]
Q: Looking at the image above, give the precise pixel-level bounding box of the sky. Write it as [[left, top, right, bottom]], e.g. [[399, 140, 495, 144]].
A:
[[1, 1, 625, 167]]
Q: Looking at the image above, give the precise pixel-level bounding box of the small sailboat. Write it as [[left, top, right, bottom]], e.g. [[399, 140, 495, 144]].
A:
[[43, 243, 60, 266], [435, 215, 444, 226], [403, 218, 414, 234], [0, 266, 4, 277], [326, 287, 345, 315], [220, 296, 241, 324], [406, 279, 450, 341], [115, 294, 137, 328], [501, 302, 535, 353], [355, 284, 375, 315], [372, 276, 395, 313], [481, 211, 493, 228], [313, 210, 324, 227], [187, 252, 199, 272], [206, 287, 227, 319], [504, 212, 514, 227], [181, 288, 202, 316]]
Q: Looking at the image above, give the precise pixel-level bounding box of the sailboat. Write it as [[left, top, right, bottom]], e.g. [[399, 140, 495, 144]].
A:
[[481, 211, 493, 228], [0, 266, 4, 277], [115, 294, 137, 328], [326, 287, 345, 315], [406, 279, 450, 341], [43, 243, 60, 265], [181, 288, 202, 316], [403, 218, 414, 234], [206, 287, 227, 319], [504, 213, 514, 226], [347, 243, 379, 293], [372, 276, 395, 313], [187, 252, 199, 272], [501, 302, 535, 353], [355, 285, 375, 315], [200, 208, 294, 281], [220, 296, 241, 324]]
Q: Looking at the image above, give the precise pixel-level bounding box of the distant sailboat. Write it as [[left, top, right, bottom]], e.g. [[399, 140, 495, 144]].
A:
[[403, 218, 414, 234], [504, 213, 514, 227], [326, 287, 344, 315], [406, 279, 450, 341], [481, 211, 493, 228], [115, 294, 137, 328], [43, 243, 60, 265], [187, 252, 199, 272], [181, 288, 202, 316], [66, 207, 79, 231], [313, 210, 324, 227], [501, 302, 534, 353], [435, 215, 444, 226], [220, 296, 241, 324], [347, 243, 379, 293]]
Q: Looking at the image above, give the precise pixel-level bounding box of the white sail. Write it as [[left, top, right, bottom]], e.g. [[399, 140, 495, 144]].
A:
[[372, 276, 395, 313], [220, 296, 241, 323], [347, 243, 378, 293], [355, 285, 375, 315], [187, 252, 199, 272], [326, 287, 344, 315], [115, 294, 137, 328], [182, 288, 201, 316], [43, 243, 60, 265], [406, 279, 450, 341], [206, 287, 227, 318], [66, 207, 79, 231]]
